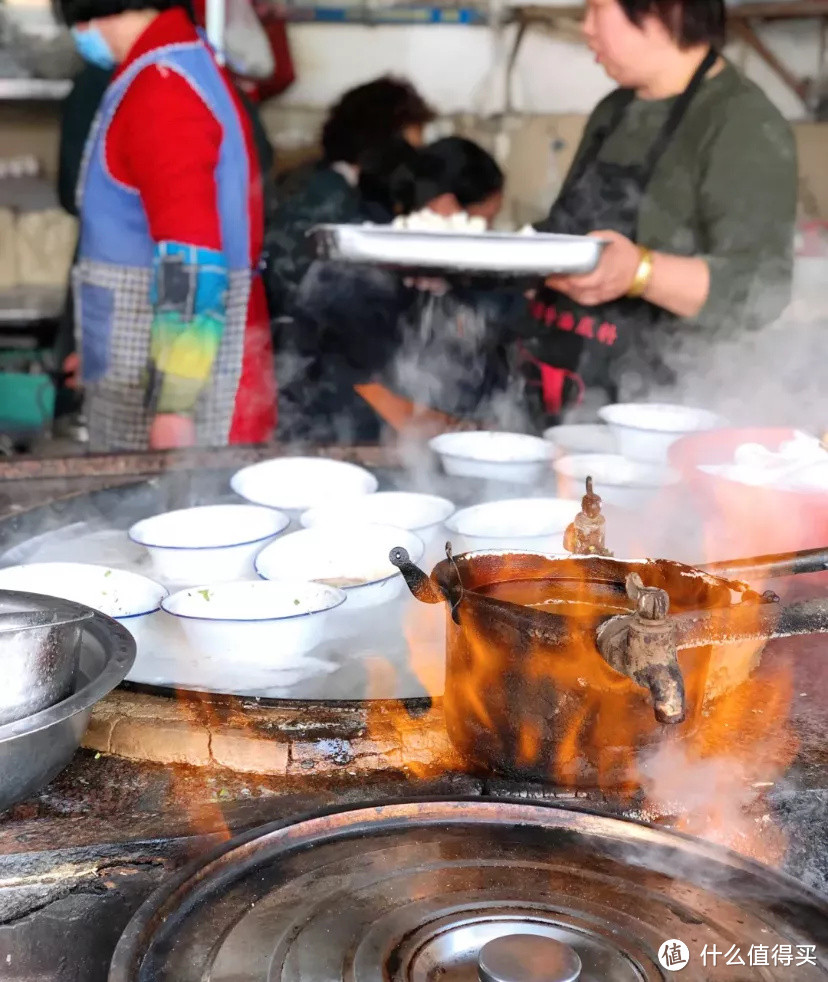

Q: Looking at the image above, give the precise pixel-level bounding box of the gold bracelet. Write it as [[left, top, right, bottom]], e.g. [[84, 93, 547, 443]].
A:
[[627, 247, 655, 299]]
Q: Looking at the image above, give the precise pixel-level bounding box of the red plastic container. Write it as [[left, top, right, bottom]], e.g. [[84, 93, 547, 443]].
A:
[[669, 427, 828, 559]]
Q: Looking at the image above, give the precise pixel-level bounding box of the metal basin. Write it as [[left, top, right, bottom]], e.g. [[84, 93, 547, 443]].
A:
[[0, 600, 135, 812], [0, 590, 95, 725]]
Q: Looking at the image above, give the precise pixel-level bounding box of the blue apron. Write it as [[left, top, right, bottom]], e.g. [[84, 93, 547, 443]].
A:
[[74, 36, 253, 450]]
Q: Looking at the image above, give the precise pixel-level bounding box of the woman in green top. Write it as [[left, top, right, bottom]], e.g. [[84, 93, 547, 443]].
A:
[[523, 0, 797, 425]]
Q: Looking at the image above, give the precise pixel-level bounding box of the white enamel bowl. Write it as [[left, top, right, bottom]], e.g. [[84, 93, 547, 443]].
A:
[[554, 454, 677, 510], [598, 403, 725, 464], [429, 431, 553, 484], [300, 491, 454, 559], [542, 423, 616, 457], [231, 457, 378, 513], [445, 497, 581, 554], [255, 524, 425, 610], [161, 580, 346, 679], [129, 504, 289, 587], [0, 562, 167, 678]]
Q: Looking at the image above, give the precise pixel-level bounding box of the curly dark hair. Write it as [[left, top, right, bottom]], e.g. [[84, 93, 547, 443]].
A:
[[618, 0, 726, 49], [357, 136, 422, 217], [412, 136, 503, 211], [357, 135, 503, 219], [53, 0, 192, 25], [321, 76, 435, 165]]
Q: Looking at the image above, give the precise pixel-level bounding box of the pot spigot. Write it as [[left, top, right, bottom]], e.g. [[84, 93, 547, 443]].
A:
[[563, 477, 612, 557], [597, 573, 686, 725]]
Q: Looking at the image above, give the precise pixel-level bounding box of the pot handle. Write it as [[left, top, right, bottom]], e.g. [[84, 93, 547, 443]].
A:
[[390, 547, 444, 605]]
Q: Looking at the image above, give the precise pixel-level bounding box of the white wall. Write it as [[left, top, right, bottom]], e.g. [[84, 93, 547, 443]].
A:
[[276, 17, 821, 120]]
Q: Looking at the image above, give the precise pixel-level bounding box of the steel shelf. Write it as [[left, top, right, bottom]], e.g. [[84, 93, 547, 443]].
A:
[[0, 77, 72, 101], [282, 4, 487, 22], [0, 286, 65, 325]]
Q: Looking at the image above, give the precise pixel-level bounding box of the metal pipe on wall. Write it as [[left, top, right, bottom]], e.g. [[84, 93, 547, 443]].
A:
[[206, 0, 226, 65]]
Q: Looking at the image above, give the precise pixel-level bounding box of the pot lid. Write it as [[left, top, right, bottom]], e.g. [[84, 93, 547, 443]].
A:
[[110, 800, 828, 982]]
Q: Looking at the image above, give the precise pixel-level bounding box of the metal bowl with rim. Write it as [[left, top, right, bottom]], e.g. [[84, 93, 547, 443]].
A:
[[0, 593, 135, 812]]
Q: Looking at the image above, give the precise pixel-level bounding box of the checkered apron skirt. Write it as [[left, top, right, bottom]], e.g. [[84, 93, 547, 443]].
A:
[[73, 259, 250, 451]]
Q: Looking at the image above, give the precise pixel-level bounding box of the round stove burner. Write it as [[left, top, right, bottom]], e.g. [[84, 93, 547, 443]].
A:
[[110, 800, 828, 982], [478, 935, 582, 982], [396, 909, 642, 981]]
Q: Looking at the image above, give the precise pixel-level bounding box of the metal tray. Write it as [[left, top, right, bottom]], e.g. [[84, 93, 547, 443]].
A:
[[311, 224, 607, 276]]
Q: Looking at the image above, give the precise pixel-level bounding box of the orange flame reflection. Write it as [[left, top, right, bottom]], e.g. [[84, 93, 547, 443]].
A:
[[171, 686, 236, 843], [362, 602, 463, 779]]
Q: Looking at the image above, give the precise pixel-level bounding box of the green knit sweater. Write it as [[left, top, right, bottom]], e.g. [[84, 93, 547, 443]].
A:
[[568, 61, 798, 335]]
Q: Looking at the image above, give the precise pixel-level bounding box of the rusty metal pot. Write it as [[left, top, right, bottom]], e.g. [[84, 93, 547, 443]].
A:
[[391, 545, 827, 786]]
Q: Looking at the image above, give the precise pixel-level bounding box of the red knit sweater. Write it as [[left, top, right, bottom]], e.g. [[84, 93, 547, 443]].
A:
[[107, 8, 275, 442]]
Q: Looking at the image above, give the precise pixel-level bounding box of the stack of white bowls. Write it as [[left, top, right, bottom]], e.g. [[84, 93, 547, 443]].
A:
[[550, 404, 724, 509], [134, 458, 393, 690]]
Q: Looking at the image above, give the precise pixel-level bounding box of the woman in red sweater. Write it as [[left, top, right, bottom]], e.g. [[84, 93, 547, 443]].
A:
[[57, 0, 275, 450]]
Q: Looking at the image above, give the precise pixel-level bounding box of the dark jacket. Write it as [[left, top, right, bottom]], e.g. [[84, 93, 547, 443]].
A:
[[389, 287, 517, 420], [277, 259, 404, 443], [262, 166, 362, 321], [278, 261, 519, 444]]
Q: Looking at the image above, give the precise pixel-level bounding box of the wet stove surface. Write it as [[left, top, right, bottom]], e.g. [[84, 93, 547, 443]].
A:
[[0, 452, 824, 979], [0, 778, 824, 982], [0, 647, 823, 982]]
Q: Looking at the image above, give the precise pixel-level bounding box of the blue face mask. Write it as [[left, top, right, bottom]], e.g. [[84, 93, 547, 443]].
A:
[[71, 25, 116, 70]]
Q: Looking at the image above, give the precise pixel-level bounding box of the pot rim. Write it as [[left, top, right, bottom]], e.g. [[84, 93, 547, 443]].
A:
[[0, 588, 96, 633]]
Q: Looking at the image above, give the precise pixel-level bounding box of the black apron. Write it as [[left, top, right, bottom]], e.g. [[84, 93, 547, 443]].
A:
[[521, 48, 718, 425]]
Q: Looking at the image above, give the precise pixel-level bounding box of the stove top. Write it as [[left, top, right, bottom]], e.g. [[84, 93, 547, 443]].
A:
[[0, 455, 823, 979], [0, 766, 825, 981], [0, 622, 823, 981], [107, 799, 828, 981]]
